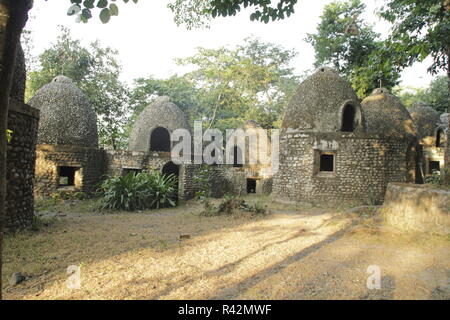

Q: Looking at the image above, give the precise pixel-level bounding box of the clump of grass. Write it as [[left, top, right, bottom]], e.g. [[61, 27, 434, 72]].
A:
[[201, 194, 268, 217]]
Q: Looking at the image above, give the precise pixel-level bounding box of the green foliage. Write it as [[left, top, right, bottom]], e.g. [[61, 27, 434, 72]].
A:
[[168, 0, 298, 29], [194, 165, 214, 214], [6, 129, 12, 143], [176, 37, 299, 129], [425, 169, 449, 186], [201, 194, 267, 217], [98, 171, 178, 211], [27, 27, 130, 150], [394, 76, 450, 112], [306, 0, 401, 98], [379, 0, 450, 75], [67, 0, 139, 24]]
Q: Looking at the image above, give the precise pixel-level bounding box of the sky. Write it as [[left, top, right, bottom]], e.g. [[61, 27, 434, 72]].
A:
[[25, 0, 444, 88]]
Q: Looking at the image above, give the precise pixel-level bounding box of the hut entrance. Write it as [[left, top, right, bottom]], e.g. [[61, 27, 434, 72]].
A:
[[150, 127, 171, 152], [341, 104, 356, 132], [162, 161, 180, 201]]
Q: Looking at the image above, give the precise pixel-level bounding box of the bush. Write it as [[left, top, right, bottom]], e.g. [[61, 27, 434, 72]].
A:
[[98, 170, 178, 211], [201, 194, 268, 217], [425, 169, 449, 187]]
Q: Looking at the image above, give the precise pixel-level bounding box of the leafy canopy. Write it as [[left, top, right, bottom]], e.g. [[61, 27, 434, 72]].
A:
[[66, 0, 139, 24], [27, 27, 130, 150], [306, 0, 402, 98]]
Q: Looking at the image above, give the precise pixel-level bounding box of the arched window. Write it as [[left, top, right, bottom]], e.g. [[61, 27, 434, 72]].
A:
[[150, 127, 171, 152], [341, 104, 356, 132], [436, 129, 444, 148], [233, 146, 243, 167]]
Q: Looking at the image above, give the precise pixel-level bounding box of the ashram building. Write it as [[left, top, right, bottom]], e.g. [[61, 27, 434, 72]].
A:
[[4, 66, 450, 229], [272, 68, 418, 205], [408, 102, 447, 176], [29, 76, 105, 198]]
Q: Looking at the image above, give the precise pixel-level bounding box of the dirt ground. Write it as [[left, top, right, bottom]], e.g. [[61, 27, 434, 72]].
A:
[[2, 195, 450, 300]]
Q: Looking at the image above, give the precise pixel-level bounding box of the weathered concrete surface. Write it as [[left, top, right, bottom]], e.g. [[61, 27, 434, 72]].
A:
[[383, 183, 450, 236]]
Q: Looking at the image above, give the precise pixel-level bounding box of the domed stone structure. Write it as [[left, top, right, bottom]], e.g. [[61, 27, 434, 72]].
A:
[[129, 96, 190, 152], [362, 88, 417, 139], [282, 67, 364, 133], [30, 76, 104, 198], [408, 102, 440, 143], [408, 102, 446, 177], [273, 69, 418, 205], [29, 76, 98, 148]]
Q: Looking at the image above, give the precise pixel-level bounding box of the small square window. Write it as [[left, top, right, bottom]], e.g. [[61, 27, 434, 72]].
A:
[[320, 154, 334, 172], [58, 166, 81, 187]]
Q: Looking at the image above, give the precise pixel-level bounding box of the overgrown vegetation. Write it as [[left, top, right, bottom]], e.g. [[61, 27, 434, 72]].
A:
[[425, 169, 450, 187], [97, 171, 178, 211], [200, 194, 268, 217]]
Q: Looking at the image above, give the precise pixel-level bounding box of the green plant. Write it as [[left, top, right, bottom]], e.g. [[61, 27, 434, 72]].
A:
[[194, 165, 215, 214], [6, 129, 12, 143], [425, 169, 449, 186], [97, 170, 178, 211]]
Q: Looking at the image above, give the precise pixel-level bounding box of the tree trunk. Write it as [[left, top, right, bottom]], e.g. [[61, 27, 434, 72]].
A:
[[0, 0, 31, 300]]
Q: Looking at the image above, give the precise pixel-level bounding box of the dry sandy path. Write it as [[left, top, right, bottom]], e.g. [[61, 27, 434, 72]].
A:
[[3, 198, 449, 300]]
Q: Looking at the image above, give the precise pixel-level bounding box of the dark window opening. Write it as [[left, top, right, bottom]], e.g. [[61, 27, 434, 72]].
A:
[[436, 130, 444, 148], [341, 104, 356, 132], [247, 179, 256, 194], [428, 161, 440, 174], [320, 154, 334, 172], [233, 146, 243, 167], [150, 127, 171, 152], [162, 161, 179, 178], [122, 168, 142, 176], [58, 166, 79, 186]]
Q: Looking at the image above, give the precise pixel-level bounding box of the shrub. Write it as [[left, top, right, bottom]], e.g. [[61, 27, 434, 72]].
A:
[[98, 170, 178, 211], [425, 169, 449, 187], [201, 194, 268, 217]]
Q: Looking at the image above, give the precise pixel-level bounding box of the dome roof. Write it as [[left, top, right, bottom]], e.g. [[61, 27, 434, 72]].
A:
[[361, 88, 417, 139], [28, 76, 99, 148], [128, 96, 190, 151], [408, 102, 440, 140], [11, 44, 26, 103], [281, 67, 363, 132]]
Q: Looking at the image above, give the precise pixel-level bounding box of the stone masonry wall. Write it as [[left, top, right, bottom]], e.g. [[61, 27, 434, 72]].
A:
[[273, 132, 411, 205], [383, 183, 450, 235], [35, 145, 106, 198], [6, 101, 39, 229]]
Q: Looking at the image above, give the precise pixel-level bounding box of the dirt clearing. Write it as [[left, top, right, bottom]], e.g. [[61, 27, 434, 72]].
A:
[[3, 196, 449, 300]]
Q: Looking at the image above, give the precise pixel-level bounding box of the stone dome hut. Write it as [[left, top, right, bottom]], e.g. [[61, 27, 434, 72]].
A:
[[408, 102, 445, 176], [273, 68, 416, 205], [361, 88, 419, 183], [29, 76, 104, 198], [129, 96, 190, 152], [230, 120, 273, 194], [29, 75, 98, 148]]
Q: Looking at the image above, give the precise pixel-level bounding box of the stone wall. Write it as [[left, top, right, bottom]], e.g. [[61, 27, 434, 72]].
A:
[[383, 183, 450, 236], [104, 150, 172, 176], [273, 132, 412, 205], [35, 145, 106, 198], [6, 100, 39, 229]]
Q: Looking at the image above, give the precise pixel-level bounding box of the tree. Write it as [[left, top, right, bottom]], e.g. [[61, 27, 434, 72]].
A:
[[394, 76, 450, 113], [27, 27, 130, 150], [305, 0, 401, 98], [0, 0, 140, 300], [176, 37, 299, 130], [379, 0, 450, 110]]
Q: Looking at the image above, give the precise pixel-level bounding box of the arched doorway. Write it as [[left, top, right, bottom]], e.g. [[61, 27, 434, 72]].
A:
[[162, 161, 180, 201], [341, 104, 356, 132], [150, 127, 171, 152]]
